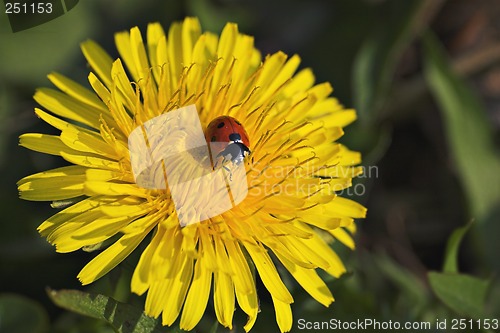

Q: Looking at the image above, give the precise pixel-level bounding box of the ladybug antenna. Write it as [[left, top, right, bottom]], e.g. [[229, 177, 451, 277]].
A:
[[229, 133, 242, 142]]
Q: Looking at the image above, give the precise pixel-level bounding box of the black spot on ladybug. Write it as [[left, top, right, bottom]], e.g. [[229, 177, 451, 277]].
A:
[[217, 122, 225, 128], [211, 136, 217, 142]]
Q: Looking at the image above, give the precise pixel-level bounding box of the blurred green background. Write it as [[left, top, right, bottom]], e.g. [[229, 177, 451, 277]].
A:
[[0, 0, 499, 332]]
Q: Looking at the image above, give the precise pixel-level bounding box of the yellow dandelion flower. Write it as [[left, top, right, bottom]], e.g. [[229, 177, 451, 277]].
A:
[[18, 17, 366, 332]]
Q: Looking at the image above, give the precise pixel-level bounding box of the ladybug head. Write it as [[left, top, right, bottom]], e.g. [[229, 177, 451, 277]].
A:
[[229, 133, 242, 143]]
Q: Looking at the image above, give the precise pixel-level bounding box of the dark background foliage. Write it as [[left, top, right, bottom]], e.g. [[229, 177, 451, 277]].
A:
[[0, 0, 499, 332]]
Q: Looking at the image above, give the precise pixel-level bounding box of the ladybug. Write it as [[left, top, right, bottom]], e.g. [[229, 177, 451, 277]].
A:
[[205, 116, 251, 177]]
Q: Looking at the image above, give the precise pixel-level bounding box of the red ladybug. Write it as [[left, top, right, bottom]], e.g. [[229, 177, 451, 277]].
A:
[[205, 116, 251, 172]]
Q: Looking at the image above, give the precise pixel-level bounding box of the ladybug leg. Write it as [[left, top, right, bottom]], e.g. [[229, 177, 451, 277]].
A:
[[214, 154, 233, 181], [223, 165, 233, 181], [214, 149, 229, 170], [214, 151, 225, 170]]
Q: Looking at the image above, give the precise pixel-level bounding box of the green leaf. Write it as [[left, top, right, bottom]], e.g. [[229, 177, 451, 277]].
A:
[[428, 272, 490, 319], [442, 223, 472, 273], [47, 289, 176, 333], [0, 294, 49, 333], [423, 32, 500, 222], [208, 320, 219, 333], [374, 255, 428, 316], [353, 0, 445, 121]]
